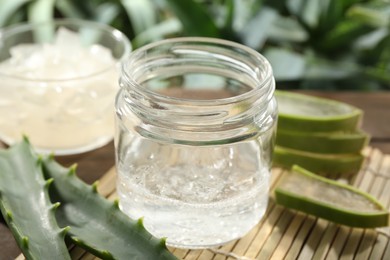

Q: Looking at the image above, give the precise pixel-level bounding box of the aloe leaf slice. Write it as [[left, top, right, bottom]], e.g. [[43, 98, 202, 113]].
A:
[[275, 165, 389, 228], [0, 138, 70, 260], [276, 129, 369, 154], [42, 156, 177, 260], [273, 146, 364, 175], [276, 90, 362, 132]]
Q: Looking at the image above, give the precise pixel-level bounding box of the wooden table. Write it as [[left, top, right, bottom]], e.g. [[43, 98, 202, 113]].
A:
[[1, 91, 389, 259]]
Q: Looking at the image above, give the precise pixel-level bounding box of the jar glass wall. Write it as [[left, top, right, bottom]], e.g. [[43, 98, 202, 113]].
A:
[[115, 37, 277, 248]]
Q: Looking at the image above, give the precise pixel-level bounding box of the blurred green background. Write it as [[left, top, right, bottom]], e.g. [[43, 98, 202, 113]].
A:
[[1, 0, 389, 90]]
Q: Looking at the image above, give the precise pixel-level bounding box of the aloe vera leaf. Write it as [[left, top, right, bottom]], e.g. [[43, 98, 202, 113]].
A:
[[273, 146, 364, 175], [275, 90, 362, 132], [42, 155, 177, 260], [275, 165, 389, 228], [275, 129, 369, 154], [0, 139, 70, 260]]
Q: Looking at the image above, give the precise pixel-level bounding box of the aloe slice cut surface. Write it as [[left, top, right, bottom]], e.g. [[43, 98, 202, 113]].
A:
[[276, 91, 362, 132], [275, 165, 389, 228]]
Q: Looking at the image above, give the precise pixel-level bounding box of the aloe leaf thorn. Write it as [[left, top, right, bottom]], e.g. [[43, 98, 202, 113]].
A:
[[45, 178, 54, 188], [67, 164, 77, 176], [60, 226, 71, 238], [21, 236, 29, 249], [51, 202, 61, 211], [91, 181, 99, 193], [6, 210, 13, 222], [113, 199, 120, 210]]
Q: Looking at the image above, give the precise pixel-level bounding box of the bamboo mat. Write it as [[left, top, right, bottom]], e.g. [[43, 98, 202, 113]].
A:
[[17, 147, 390, 259]]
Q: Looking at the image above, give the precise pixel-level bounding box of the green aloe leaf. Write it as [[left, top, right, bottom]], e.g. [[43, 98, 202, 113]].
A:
[[318, 0, 344, 31], [0, 139, 70, 259], [264, 48, 306, 81], [132, 18, 182, 47], [221, 0, 234, 34], [231, 0, 261, 31], [27, 0, 55, 24], [55, 0, 89, 19], [354, 28, 388, 50], [164, 0, 220, 37], [276, 129, 369, 154], [120, 0, 157, 36], [62, 0, 95, 19], [317, 0, 363, 33], [27, 0, 56, 43], [275, 90, 362, 132], [317, 19, 373, 52], [275, 165, 389, 228], [304, 53, 361, 80], [239, 7, 278, 49], [286, 0, 322, 28], [0, 0, 30, 27], [265, 47, 361, 82], [273, 146, 364, 175], [268, 16, 308, 43], [95, 2, 121, 25], [347, 1, 390, 28], [43, 156, 177, 260], [0, 139, 177, 259]]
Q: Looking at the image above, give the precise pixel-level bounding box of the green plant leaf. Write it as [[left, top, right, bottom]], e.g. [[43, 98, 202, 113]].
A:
[[121, 0, 157, 36], [347, 1, 390, 27], [69, 0, 96, 19], [240, 7, 277, 49], [164, 0, 220, 37], [286, 0, 322, 28], [27, 0, 55, 23], [222, 0, 234, 33], [319, 0, 343, 31], [275, 165, 388, 228], [0, 139, 71, 259], [316, 19, 373, 52], [55, 0, 89, 19], [304, 53, 360, 80], [132, 18, 182, 47], [231, 0, 261, 31], [95, 2, 121, 24], [43, 155, 177, 260], [27, 0, 56, 42], [264, 47, 306, 80], [265, 47, 362, 81], [354, 27, 388, 50], [317, 0, 360, 33], [268, 16, 308, 42], [0, 0, 30, 27]]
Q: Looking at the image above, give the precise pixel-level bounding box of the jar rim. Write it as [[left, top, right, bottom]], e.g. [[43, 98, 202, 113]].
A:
[[121, 37, 274, 106]]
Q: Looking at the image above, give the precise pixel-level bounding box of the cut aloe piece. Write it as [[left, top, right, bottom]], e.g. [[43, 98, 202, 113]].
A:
[[276, 91, 362, 132], [275, 165, 389, 228], [276, 129, 369, 154], [273, 146, 364, 175]]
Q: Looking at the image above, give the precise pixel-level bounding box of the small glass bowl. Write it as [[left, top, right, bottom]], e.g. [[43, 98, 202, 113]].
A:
[[0, 19, 131, 155]]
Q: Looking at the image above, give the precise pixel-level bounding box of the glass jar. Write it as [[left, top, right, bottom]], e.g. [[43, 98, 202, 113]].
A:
[[0, 19, 131, 155], [115, 37, 277, 248]]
